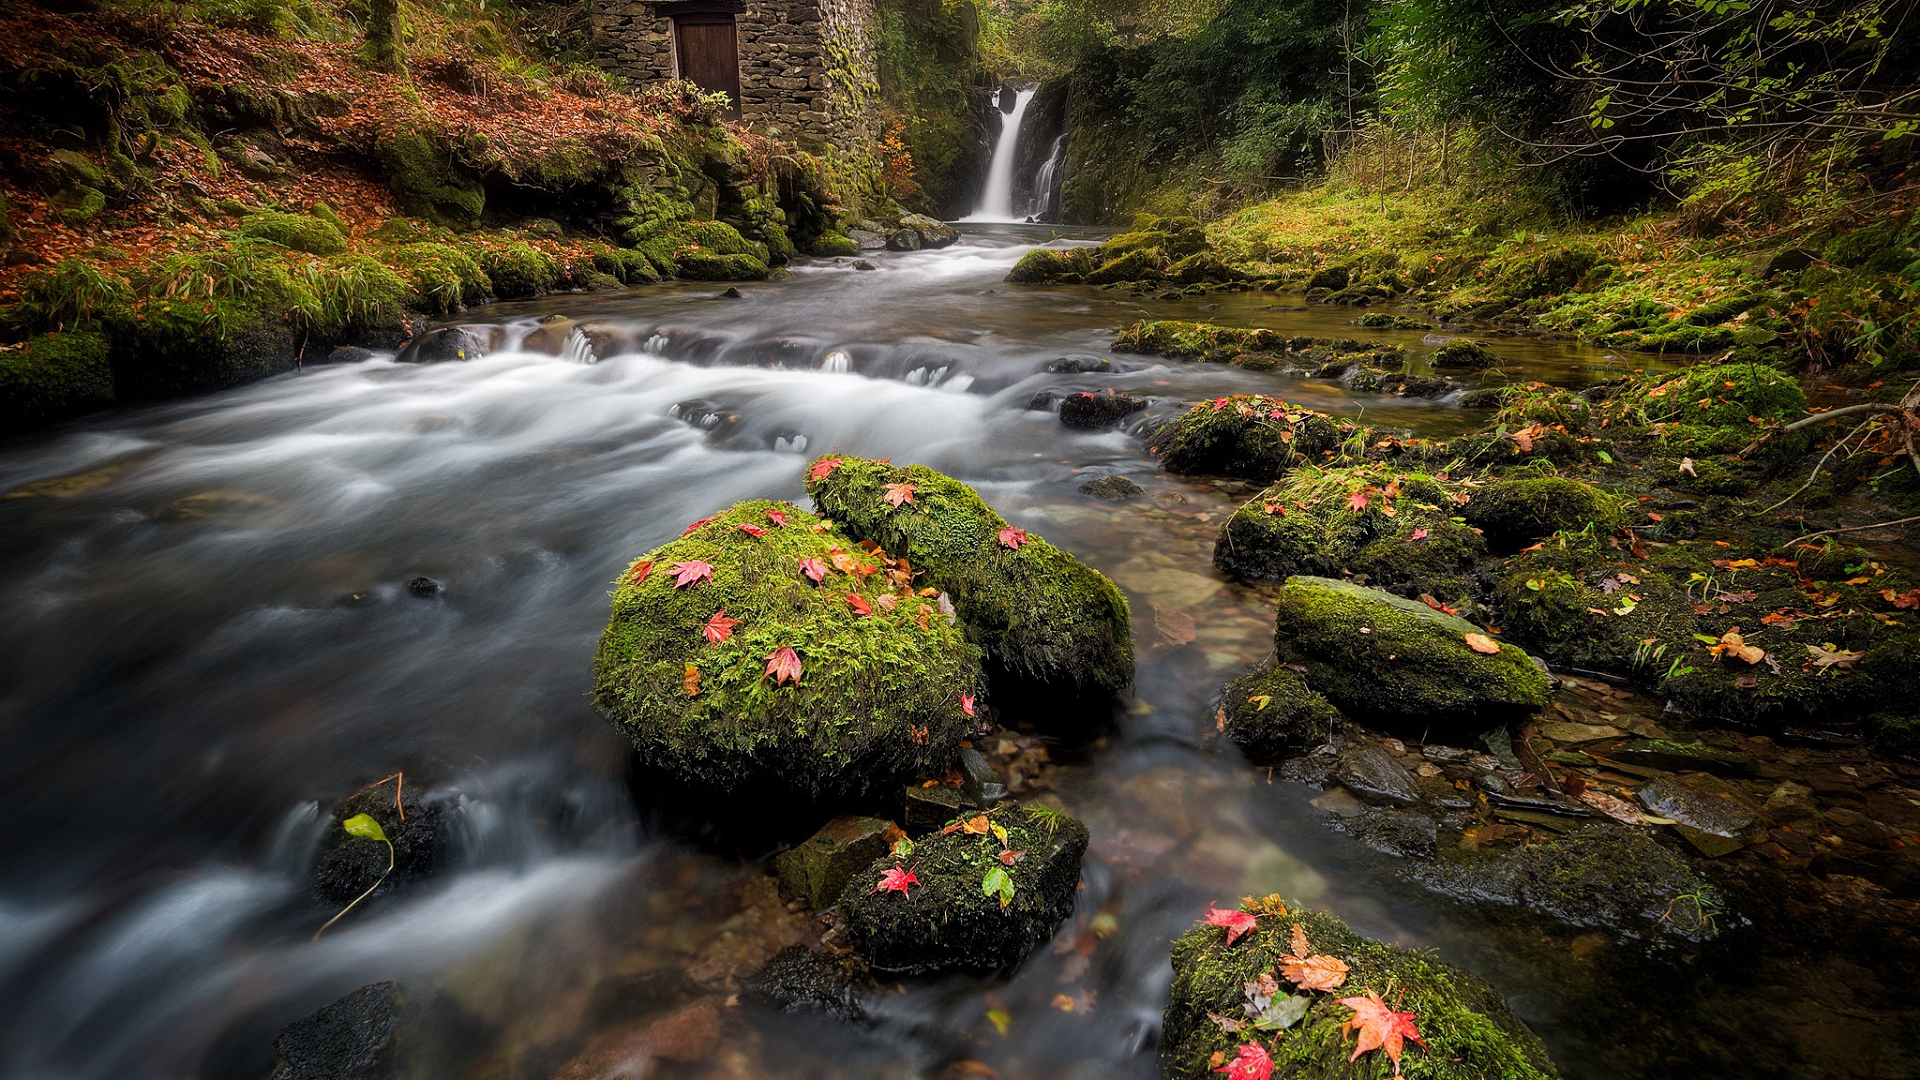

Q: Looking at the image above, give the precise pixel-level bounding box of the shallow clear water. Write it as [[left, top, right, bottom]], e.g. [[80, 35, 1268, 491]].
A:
[[0, 228, 1853, 1080]]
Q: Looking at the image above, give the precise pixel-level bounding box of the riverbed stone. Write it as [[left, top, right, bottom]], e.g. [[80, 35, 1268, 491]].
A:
[[1272, 577, 1550, 734], [774, 815, 896, 909], [270, 982, 403, 1080], [1462, 476, 1624, 549], [840, 806, 1089, 975], [591, 500, 985, 799], [1636, 774, 1769, 856], [1151, 395, 1341, 482], [1078, 474, 1144, 502], [904, 782, 968, 834], [1604, 739, 1760, 778], [1163, 905, 1560, 1080], [899, 213, 959, 249], [1058, 389, 1146, 428], [1430, 338, 1501, 368], [806, 456, 1133, 699], [744, 945, 872, 1021], [313, 785, 445, 905], [1334, 744, 1421, 807]]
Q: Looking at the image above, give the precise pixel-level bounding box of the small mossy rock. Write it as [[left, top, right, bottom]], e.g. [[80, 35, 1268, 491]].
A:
[[1408, 824, 1719, 940], [675, 252, 770, 281], [1431, 339, 1500, 369], [806, 457, 1133, 699], [1610, 361, 1806, 432], [1153, 395, 1342, 482], [886, 229, 922, 252], [1111, 319, 1285, 362], [1273, 577, 1550, 733], [477, 242, 561, 299], [810, 232, 860, 257], [592, 501, 984, 798], [1079, 475, 1144, 502], [270, 982, 402, 1080], [1463, 476, 1623, 550], [313, 786, 446, 905], [1168, 251, 1239, 284], [1306, 265, 1350, 291], [1059, 390, 1147, 428], [840, 807, 1089, 975], [1006, 246, 1095, 283], [1164, 905, 1559, 1080], [237, 211, 348, 255], [382, 242, 492, 312], [53, 185, 106, 225], [900, 213, 959, 249], [1085, 248, 1165, 285], [47, 148, 106, 189], [1, 329, 115, 433], [1218, 665, 1344, 761], [775, 814, 896, 910]]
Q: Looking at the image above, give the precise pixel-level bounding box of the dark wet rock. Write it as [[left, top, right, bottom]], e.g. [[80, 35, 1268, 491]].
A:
[[405, 576, 441, 597], [1457, 387, 1504, 409], [396, 325, 492, 364], [1339, 808, 1439, 858], [1047, 355, 1111, 373], [1637, 775, 1769, 856], [1306, 265, 1350, 291], [1463, 477, 1624, 550], [1272, 577, 1550, 735], [720, 286, 744, 298], [1354, 312, 1433, 330], [958, 747, 1008, 804], [852, 259, 878, 271], [1078, 475, 1144, 502], [848, 229, 888, 251], [1605, 739, 1760, 778], [899, 213, 959, 249], [1026, 389, 1060, 411], [904, 783, 968, 834], [841, 806, 1089, 975], [1152, 395, 1341, 482], [774, 815, 896, 910], [1164, 905, 1559, 1080], [269, 982, 402, 1080], [1058, 390, 1146, 429], [1421, 744, 1481, 766], [744, 945, 873, 1022], [1431, 339, 1501, 368], [1334, 744, 1420, 807], [1348, 368, 1463, 398], [1218, 665, 1344, 761], [1408, 824, 1719, 940], [313, 785, 445, 905], [326, 346, 379, 365], [886, 229, 922, 252]]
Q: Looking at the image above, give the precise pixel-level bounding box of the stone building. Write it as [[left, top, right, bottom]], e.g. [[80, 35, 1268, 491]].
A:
[[591, 0, 878, 152]]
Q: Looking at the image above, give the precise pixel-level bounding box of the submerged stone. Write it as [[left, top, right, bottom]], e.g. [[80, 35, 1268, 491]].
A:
[[1078, 474, 1144, 502], [591, 500, 985, 799], [1334, 744, 1420, 807], [1271, 577, 1550, 734], [840, 806, 1089, 975], [1636, 775, 1768, 856], [806, 456, 1133, 699], [744, 945, 873, 1022], [1163, 905, 1559, 1080]]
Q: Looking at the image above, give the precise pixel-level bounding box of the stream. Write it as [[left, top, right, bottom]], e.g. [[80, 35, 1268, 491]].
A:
[[0, 227, 1900, 1080]]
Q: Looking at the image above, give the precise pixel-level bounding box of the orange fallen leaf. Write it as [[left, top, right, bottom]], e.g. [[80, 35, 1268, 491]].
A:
[[1464, 632, 1501, 654]]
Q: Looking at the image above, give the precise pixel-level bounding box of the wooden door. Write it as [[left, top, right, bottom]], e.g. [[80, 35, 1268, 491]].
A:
[[674, 15, 740, 113]]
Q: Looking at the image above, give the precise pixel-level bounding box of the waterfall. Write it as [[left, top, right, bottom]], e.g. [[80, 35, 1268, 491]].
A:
[[1024, 132, 1068, 221], [961, 86, 1037, 223]]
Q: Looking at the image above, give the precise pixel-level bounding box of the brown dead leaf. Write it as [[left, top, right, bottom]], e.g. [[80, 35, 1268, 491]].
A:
[[1464, 632, 1501, 654], [1279, 953, 1350, 992], [1289, 923, 1311, 960], [1707, 630, 1765, 665]]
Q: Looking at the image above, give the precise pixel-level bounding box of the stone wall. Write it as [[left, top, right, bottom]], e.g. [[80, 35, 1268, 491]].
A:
[[591, 0, 878, 153]]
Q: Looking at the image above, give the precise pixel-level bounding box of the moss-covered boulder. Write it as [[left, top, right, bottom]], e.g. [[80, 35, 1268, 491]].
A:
[[591, 500, 985, 798], [840, 804, 1089, 974], [1462, 476, 1624, 550], [377, 128, 485, 226], [1006, 246, 1095, 283], [1085, 248, 1166, 284], [1430, 339, 1500, 369], [1215, 467, 1483, 604], [1273, 577, 1550, 733], [1152, 395, 1344, 482], [236, 211, 348, 255], [1163, 904, 1559, 1080], [675, 251, 771, 281], [1, 329, 115, 433], [1112, 320, 1286, 362], [477, 241, 562, 299], [1218, 666, 1345, 760], [1602, 361, 1807, 455], [805, 457, 1133, 698]]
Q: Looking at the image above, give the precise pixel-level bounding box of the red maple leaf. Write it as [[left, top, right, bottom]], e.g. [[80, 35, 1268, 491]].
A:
[[846, 594, 873, 616], [737, 523, 766, 538], [680, 514, 718, 537], [626, 560, 654, 585], [766, 510, 789, 528], [883, 482, 916, 508], [808, 457, 844, 482], [1214, 1042, 1273, 1080], [671, 560, 714, 587], [1339, 991, 1427, 1075], [765, 646, 803, 686], [997, 526, 1029, 550], [703, 609, 739, 643], [1410, 528, 1430, 541], [1346, 489, 1371, 512], [799, 557, 827, 583], [1211, 397, 1231, 410], [871, 864, 919, 896], [961, 692, 976, 716], [1202, 903, 1260, 945]]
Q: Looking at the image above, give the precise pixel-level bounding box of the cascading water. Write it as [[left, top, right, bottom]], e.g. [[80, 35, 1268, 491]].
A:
[[960, 86, 1037, 223], [1023, 132, 1069, 221]]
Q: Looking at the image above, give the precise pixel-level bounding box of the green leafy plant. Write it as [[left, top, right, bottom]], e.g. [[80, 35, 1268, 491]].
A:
[[313, 813, 393, 940], [982, 865, 1015, 908]]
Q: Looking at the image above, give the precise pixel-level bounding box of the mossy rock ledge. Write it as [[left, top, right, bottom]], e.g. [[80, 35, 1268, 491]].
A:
[[1163, 905, 1560, 1080], [840, 806, 1089, 975], [591, 500, 985, 798], [1273, 577, 1550, 734], [1153, 395, 1344, 482], [805, 456, 1133, 699]]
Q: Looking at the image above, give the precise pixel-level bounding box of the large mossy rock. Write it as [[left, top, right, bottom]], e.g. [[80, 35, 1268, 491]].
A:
[[0, 328, 115, 433], [1462, 475, 1623, 550], [805, 457, 1133, 699], [591, 500, 985, 798], [1215, 466, 1484, 604], [1163, 905, 1559, 1080], [1152, 395, 1343, 482], [840, 806, 1089, 974], [1112, 319, 1286, 362], [1218, 665, 1344, 760], [1273, 577, 1550, 732], [1007, 246, 1095, 283]]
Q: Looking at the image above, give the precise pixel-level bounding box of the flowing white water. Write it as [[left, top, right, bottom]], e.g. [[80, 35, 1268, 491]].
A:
[[960, 86, 1038, 223], [1024, 132, 1069, 221]]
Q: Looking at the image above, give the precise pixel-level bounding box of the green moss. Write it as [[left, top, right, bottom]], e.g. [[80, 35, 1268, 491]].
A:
[[381, 242, 491, 312], [308, 253, 410, 336], [1006, 247, 1095, 283], [1113, 320, 1285, 362], [376, 127, 485, 225], [309, 201, 349, 235], [1608, 361, 1806, 430], [14, 258, 134, 331], [1164, 905, 1559, 1080], [1153, 395, 1345, 482], [840, 806, 1089, 974], [1168, 251, 1241, 284], [0, 329, 115, 431], [1218, 665, 1344, 760], [235, 210, 347, 255], [591, 500, 985, 798], [1431, 339, 1499, 369], [806, 456, 1133, 698], [1273, 576, 1550, 732], [54, 185, 107, 225], [1463, 476, 1624, 549], [1085, 248, 1166, 284], [590, 246, 660, 285], [477, 241, 562, 298], [810, 231, 860, 257], [674, 251, 770, 281], [682, 220, 767, 260]]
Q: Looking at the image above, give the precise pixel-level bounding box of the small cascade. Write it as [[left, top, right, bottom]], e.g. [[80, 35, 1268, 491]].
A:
[[961, 86, 1037, 223], [1023, 132, 1069, 221], [560, 328, 597, 365]]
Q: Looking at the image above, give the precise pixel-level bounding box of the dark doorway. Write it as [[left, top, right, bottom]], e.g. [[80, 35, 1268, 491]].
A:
[[672, 10, 741, 113]]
